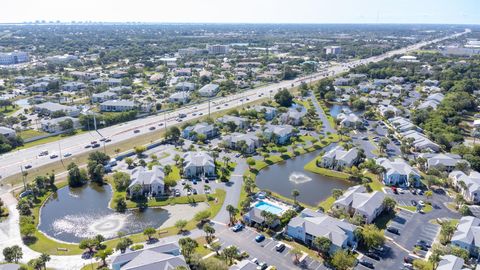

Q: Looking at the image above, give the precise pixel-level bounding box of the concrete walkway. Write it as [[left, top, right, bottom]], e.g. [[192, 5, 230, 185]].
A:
[[308, 92, 336, 134], [0, 193, 86, 270], [213, 158, 247, 225]]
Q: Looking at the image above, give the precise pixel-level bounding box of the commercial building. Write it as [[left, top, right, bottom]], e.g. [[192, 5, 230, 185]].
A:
[[0, 52, 29, 65]]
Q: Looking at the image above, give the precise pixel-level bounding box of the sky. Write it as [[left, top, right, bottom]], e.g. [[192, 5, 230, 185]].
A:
[[1, 0, 479, 25]]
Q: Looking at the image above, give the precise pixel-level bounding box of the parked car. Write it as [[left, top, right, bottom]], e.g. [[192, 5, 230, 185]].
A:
[[174, 190, 181, 197], [411, 200, 417, 206], [365, 252, 380, 261], [192, 179, 197, 185], [232, 224, 243, 232], [386, 226, 399, 235], [251, 258, 258, 265], [192, 189, 198, 195], [397, 188, 405, 194], [418, 200, 425, 207], [417, 189, 424, 195], [181, 179, 186, 185], [255, 234, 265, 242], [415, 240, 430, 249], [256, 262, 267, 270], [275, 243, 286, 252], [391, 187, 398, 194], [404, 256, 415, 264], [359, 260, 374, 269]]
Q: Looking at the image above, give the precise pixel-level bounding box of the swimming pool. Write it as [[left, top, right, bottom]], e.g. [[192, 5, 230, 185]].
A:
[[254, 201, 284, 215]]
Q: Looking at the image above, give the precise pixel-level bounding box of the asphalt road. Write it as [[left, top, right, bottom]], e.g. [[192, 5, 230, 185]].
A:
[[0, 30, 467, 183]]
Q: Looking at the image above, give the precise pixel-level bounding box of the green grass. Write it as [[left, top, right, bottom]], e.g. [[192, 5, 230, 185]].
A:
[[164, 166, 181, 183], [364, 172, 384, 191], [0, 105, 20, 116], [318, 196, 336, 210], [23, 182, 83, 255], [29, 187, 226, 256], [399, 204, 432, 213], [304, 157, 351, 180], [18, 129, 49, 140], [16, 130, 88, 150]]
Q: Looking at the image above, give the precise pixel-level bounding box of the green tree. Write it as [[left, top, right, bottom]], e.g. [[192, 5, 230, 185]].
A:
[[134, 145, 147, 157], [143, 227, 156, 242], [203, 223, 216, 243], [94, 248, 113, 267], [331, 250, 356, 270], [332, 188, 343, 199], [226, 204, 238, 225], [313, 236, 331, 257], [79, 238, 96, 253], [112, 172, 131, 191], [194, 210, 211, 223], [116, 237, 133, 253], [178, 237, 198, 259], [175, 219, 188, 233], [356, 224, 385, 250], [67, 162, 86, 187], [291, 189, 300, 205], [125, 157, 134, 168], [382, 197, 397, 213], [114, 196, 127, 213], [222, 245, 239, 265], [2, 245, 23, 263]]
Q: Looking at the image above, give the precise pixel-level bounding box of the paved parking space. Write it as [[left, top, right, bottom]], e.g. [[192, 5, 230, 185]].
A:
[[215, 226, 325, 269], [355, 243, 408, 270]]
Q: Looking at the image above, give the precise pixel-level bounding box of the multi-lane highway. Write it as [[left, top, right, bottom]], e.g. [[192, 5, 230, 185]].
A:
[[0, 30, 468, 182]]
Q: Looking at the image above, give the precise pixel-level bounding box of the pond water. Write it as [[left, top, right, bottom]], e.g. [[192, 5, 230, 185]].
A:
[[256, 147, 353, 206], [39, 184, 169, 243]]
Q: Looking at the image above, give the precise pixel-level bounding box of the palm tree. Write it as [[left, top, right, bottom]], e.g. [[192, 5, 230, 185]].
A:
[[226, 204, 239, 225], [39, 253, 51, 269], [290, 248, 302, 264], [204, 184, 211, 193], [183, 184, 192, 197], [223, 156, 231, 167], [291, 189, 300, 205], [94, 248, 113, 267], [210, 242, 221, 255], [203, 223, 215, 243]]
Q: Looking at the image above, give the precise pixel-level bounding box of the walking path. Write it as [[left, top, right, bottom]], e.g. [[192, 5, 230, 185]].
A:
[[308, 92, 336, 134]]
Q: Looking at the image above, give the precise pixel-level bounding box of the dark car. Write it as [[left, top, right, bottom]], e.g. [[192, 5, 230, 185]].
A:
[[411, 200, 417, 206], [386, 226, 399, 235], [24, 164, 32, 169], [415, 240, 430, 250], [359, 260, 374, 269], [255, 234, 265, 242], [404, 255, 416, 264], [192, 189, 198, 195], [134, 129, 140, 133], [231, 224, 243, 232], [275, 243, 286, 252], [149, 126, 156, 131], [365, 252, 380, 261], [92, 143, 101, 148]]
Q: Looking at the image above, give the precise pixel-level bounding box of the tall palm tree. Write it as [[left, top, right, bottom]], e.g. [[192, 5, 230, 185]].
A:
[[291, 189, 300, 205], [226, 204, 239, 225], [183, 184, 192, 197]]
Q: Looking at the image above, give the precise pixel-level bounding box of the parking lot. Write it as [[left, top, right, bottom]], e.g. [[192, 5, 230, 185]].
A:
[[216, 226, 326, 269], [355, 243, 408, 270], [384, 208, 439, 258]]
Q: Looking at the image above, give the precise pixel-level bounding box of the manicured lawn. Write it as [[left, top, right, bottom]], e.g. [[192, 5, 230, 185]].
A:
[[164, 166, 181, 183], [194, 237, 214, 257], [299, 135, 315, 142], [23, 182, 83, 255], [318, 196, 336, 211], [18, 129, 49, 140], [364, 172, 384, 191], [304, 157, 351, 180]]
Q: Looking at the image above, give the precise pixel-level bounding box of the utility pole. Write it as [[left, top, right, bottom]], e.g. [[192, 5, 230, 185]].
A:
[[20, 166, 27, 190], [208, 99, 211, 118], [58, 142, 64, 167], [164, 112, 167, 132]]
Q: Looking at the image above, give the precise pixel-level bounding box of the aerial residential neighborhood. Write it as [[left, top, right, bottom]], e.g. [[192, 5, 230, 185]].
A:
[[0, 2, 479, 270]]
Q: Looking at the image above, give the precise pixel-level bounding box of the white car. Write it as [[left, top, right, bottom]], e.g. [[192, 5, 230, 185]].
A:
[[418, 200, 425, 207], [397, 188, 405, 194]]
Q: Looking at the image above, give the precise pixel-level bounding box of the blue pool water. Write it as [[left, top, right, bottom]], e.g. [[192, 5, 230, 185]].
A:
[[254, 201, 283, 215]]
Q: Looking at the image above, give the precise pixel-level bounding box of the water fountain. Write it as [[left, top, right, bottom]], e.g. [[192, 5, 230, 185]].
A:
[[289, 172, 313, 184]]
